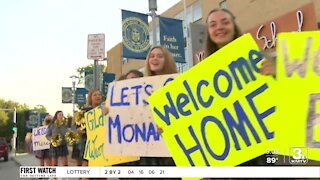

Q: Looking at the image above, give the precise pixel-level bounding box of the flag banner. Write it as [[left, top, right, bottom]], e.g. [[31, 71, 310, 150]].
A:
[[122, 10, 150, 59], [40, 113, 48, 125], [26, 111, 39, 129], [159, 16, 185, 63], [102, 73, 115, 97], [85, 70, 94, 91], [75, 88, 88, 105], [62, 87, 72, 103]]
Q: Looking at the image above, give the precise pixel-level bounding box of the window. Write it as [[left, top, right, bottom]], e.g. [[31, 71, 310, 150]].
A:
[[193, 1, 202, 22], [219, 0, 227, 9], [122, 58, 128, 64], [174, 1, 202, 24]]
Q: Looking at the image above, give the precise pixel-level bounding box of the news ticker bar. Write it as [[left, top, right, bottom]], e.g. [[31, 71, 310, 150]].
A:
[[20, 166, 320, 178]]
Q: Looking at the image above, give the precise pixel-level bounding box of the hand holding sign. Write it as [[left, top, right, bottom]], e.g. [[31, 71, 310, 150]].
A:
[[274, 31, 320, 163], [149, 34, 277, 166]]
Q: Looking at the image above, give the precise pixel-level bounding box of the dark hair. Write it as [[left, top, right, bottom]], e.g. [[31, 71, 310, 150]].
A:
[[117, 74, 127, 81], [52, 111, 63, 123], [205, 8, 242, 58], [125, 69, 143, 78]]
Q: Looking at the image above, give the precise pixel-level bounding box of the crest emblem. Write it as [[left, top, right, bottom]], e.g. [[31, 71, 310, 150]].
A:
[[122, 17, 150, 53]]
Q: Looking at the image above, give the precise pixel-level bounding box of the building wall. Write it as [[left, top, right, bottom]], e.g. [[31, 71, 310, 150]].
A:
[[106, 0, 320, 77], [106, 43, 122, 80], [223, 0, 320, 32], [122, 60, 146, 76]]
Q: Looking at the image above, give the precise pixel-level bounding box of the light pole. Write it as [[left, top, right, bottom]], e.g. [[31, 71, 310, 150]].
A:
[[149, 0, 157, 45], [70, 75, 79, 113]]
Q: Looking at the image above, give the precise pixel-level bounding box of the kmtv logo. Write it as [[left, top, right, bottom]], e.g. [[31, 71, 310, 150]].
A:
[[289, 147, 308, 165]]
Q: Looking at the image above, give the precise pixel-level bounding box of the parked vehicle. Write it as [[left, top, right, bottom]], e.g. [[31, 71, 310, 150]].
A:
[[0, 137, 9, 161]]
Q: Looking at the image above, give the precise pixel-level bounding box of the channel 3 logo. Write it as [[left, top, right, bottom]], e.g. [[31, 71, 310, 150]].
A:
[[289, 147, 308, 165]]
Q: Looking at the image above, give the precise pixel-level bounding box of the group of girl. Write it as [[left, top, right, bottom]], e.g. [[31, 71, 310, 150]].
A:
[[111, 8, 275, 169], [25, 8, 282, 180]]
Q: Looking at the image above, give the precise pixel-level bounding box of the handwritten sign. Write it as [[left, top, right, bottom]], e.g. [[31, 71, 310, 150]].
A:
[[149, 34, 277, 166], [32, 126, 50, 151], [247, 3, 317, 51], [274, 31, 320, 162], [106, 74, 177, 157], [84, 105, 139, 166]]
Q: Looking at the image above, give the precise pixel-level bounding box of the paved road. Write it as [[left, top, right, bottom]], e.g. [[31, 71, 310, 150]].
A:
[[0, 155, 20, 180]]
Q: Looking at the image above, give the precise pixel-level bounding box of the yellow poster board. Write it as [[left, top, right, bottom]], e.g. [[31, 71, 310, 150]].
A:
[[275, 31, 320, 163], [84, 105, 139, 166], [148, 34, 276, 167]]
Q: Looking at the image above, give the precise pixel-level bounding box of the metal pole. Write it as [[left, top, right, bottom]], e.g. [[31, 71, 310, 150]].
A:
[[69, 75, 79, 113], [72, 80, 76, 113], [13, 108, 16, 156], [149, 0, 157, 45], [93, 60, 99, 90], [182, 0, 192, 69], [37, 107, 41, 127]]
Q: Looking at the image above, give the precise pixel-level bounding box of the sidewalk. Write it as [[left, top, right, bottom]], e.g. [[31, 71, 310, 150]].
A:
[[12, 153, 77, 166], [12, 147, 77, 166]]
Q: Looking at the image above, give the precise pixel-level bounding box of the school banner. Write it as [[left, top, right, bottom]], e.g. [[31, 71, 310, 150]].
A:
[[62, 87, 72, 103], [159, 16, 185, 63], [106, 74, 178, 157], [85, 70, 94, 91], [148, 34, 277, 166], [102, 73, 115, 97], [75, 88, 87, 105], [32, 126, 50, 151], [274, 31, 320, 163], [26, 112, 38, 129], [84, 105, 139, 166], [122, 10, 150, 59], [40, 113, 49, 125]]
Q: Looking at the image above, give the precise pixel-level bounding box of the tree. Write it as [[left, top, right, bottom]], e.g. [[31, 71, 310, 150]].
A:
[[76, 64, 94, 85], [76, 63, 106, 85], [0, 98, 47, 151], [0, 111, 9, 125]]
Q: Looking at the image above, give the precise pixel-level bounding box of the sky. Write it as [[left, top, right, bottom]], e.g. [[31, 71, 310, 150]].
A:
[[0, 0, 181, 116]]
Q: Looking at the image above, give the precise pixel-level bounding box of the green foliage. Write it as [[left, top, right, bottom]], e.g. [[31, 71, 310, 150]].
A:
[[0, 121, 14, 141], [31, 105, 47, 113], [76, 64, 94, 84], [0, 111, 9, 125], [0, 98, 47, 150], [76, 63, 106, 85]]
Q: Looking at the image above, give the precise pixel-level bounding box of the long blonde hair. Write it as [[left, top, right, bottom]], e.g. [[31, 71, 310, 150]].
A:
[[144, 45, 178, 76], [87, 89, 101, 107]]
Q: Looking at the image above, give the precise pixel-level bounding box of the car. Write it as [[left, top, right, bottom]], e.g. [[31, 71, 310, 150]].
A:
[[0, 137, 9, 161]]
